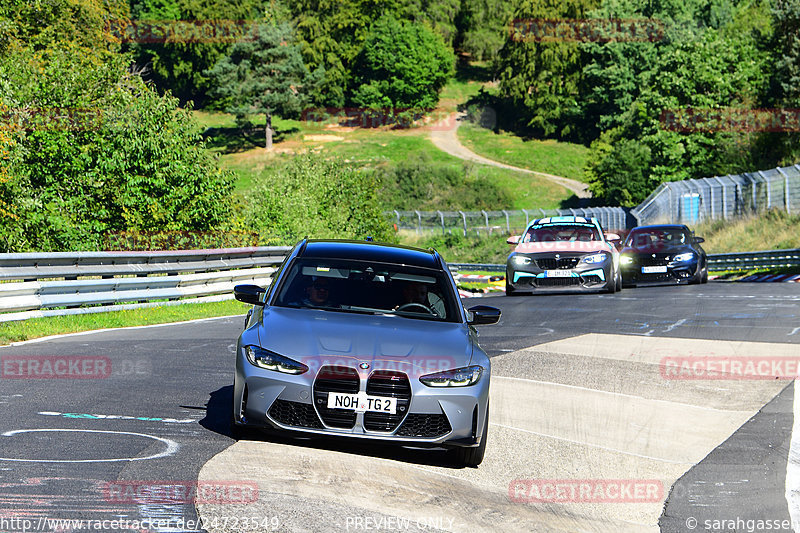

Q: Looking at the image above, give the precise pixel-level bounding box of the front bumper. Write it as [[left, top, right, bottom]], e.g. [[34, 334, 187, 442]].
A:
[[506, 254, 614, 292], [233, 351, 489, 448], [621, 260, 700, 285]]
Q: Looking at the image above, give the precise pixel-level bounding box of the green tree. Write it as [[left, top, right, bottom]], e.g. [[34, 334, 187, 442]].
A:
[[495, 0, 599, 138], [126, 0, 274, 106], [206, 22, 321, 150], [586, 29, 769, 205], [290, 0, 460, 107], [0, 2, 235, 252], [351, 15, 454, 112], [455, 0, 514, 61], [767, 0, 800, 164]]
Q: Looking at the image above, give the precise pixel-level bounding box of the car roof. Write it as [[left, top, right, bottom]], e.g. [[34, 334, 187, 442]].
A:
[[530, 216, 595, 225], [300, 240, 440, 269], [630, 224, 689, 231]]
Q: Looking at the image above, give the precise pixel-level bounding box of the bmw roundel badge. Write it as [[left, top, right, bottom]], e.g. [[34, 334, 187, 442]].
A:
[[359, 362, 370, 370]]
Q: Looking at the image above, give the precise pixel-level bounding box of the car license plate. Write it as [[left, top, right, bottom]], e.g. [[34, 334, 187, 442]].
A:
[[545, 270, 573, 278], [327, 392, 397, 414], [642, 266, 667, 274]]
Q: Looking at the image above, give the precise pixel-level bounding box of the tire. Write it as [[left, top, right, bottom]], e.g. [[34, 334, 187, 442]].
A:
[[605, 271, 617, 293], [230, 387, 259, 440], [701, 266, 709, 284], [452, 402, 489, 467], [505, 279, 521, 296]]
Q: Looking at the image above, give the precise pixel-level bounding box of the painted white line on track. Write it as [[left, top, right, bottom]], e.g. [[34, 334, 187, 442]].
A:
[[786, 381, 800, 532], [490, 422, 692, 465], [493, 375, 750, 413], [1, 314, 243, 348], [0, 429, 179, 463], [663, 318, 687, 332]]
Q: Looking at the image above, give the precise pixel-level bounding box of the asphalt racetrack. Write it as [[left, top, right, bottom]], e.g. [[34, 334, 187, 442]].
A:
[[1, 282, 799, 532]]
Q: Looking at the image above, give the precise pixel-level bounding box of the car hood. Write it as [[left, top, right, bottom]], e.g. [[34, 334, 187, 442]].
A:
[[622, 245, 695, 255], [257, 307, 474, 377], [514, 241, 611, 254]]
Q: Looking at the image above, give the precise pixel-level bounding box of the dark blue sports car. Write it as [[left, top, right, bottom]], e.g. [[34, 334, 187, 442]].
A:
[[620, 224, 708, 286]]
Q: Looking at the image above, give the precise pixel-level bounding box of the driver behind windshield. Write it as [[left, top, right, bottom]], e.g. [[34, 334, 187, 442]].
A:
[[301, 277, 338, 308], [395, 281, 445, 317]]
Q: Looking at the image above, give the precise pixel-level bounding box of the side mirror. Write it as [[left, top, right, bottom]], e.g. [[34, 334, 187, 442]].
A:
[[605, 233, 621, 241], [467, 305, 501, 326], [507, 235, 521, 245], [234, 284, 265, 306], [693, 237, 705, 244]]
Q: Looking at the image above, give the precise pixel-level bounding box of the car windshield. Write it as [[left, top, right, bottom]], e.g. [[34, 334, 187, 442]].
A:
[[626, 229, 691, 248], [272, 258, 460, 322], [523, 223, 601, 243]]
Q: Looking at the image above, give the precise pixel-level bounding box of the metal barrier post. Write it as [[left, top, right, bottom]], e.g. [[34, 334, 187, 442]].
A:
[[758, 171, 771, 209], [776, 167, 790, 213]]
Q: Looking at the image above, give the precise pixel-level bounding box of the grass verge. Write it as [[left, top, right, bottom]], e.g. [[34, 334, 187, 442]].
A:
[[693, 210, 800, 254], [0, 299, 250, 346], [457, 122, 589, 183]]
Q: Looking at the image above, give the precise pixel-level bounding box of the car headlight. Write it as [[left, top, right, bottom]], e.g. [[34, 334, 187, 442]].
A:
[[244, 346, 308, 374], [511, 255, 531, 266], [672, 253, 694, 262], [620, 255, 634, 265], [581, 252, 608, 264], [419, 365, 483, 387]]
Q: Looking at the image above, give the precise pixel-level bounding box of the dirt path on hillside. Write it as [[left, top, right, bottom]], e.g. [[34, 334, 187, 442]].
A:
[[430, 112, 591, 198]]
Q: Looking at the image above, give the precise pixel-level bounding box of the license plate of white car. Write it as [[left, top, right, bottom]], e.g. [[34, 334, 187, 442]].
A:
[[544, 270, 573, 278], [327, 392, 397, 414], [642, 266, 668, 273]]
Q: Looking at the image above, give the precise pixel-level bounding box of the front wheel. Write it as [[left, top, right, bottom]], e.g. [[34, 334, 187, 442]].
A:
[[505, 279, 519, 296], [605, 271, 618, 293]]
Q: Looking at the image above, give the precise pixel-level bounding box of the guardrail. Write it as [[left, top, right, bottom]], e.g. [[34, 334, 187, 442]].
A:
[[0, 247, 290, 323], [1, 246, 797, 322], [450, 248, 800, 274], [706, 249, 800, 271]]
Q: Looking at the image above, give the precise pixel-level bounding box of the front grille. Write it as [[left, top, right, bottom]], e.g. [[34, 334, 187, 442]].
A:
[[637, 254, 670, 266], [314, 366, 360, 429], [396, 413, 452, 438], [364, 371, 411, 432], [268, 400, 323, 429], [536, 277, 581, 287], [536, 257, 580, 270]]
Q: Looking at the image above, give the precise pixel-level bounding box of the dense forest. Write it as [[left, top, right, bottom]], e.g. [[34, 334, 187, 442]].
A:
[[0, 0, 798, 251]]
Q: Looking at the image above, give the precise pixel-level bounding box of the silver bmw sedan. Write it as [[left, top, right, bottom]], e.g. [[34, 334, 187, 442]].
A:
[[231, 239, 501, 467]]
